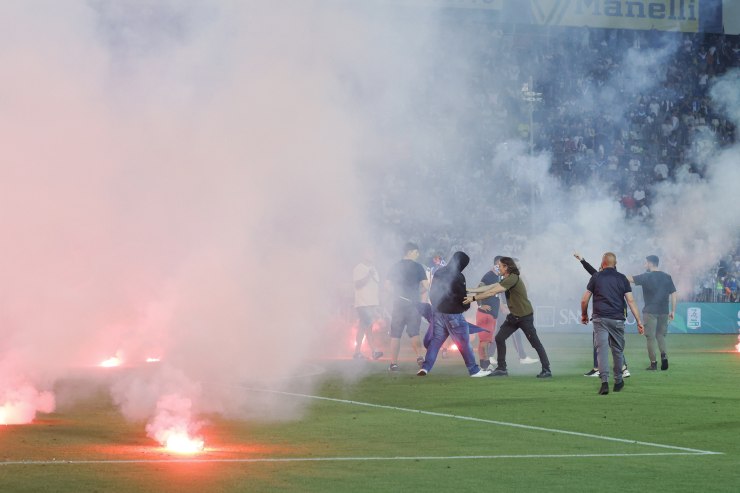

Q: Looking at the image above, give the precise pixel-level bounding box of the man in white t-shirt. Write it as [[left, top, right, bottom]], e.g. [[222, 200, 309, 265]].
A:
[[352, 247, 383, 360]]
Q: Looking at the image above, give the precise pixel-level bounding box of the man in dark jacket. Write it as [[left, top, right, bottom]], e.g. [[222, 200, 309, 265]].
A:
[[581, 252, 644, 395], [574, 252, 631, 379], [417, 251, 491, 377]]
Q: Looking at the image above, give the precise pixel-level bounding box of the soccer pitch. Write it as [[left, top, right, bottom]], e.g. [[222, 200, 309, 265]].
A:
[[1, 334, 738, 492]]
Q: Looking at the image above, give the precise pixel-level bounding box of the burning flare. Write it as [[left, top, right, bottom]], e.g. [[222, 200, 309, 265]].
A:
[[0, 384, 55, 425], [146, 394, 205, 454], [99, 356, 121, 367], [99, 350, 123, 368], [162, 429, 205, 454]]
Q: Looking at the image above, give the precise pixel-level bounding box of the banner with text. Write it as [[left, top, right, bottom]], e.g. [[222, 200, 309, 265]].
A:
[[724, 0, 740, 34], [503, 0, 702, 32], [534, 302, 740, 334]]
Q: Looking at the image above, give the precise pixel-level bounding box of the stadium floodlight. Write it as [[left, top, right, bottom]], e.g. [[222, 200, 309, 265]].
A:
[[520, 77, 543, 154], [520, 76, 544, 233]]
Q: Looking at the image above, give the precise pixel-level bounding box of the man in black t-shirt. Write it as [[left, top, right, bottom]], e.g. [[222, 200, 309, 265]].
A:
[[628, 255, 677, 371], [385, 242, 429, 372], [581, 252, 644, 395]]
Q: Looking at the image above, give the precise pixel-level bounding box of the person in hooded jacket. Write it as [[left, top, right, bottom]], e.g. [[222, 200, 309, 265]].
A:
[[417, 251, 492, 377]]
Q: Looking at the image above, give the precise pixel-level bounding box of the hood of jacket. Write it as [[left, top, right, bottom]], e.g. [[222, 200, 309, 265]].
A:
[[448, 251, 470, 273]]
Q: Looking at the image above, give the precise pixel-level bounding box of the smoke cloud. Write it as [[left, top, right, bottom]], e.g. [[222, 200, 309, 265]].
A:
[[0, 1, 737, 435]]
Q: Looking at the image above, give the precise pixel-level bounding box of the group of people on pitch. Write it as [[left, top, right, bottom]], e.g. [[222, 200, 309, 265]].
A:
[[376, 243, 677, 393]]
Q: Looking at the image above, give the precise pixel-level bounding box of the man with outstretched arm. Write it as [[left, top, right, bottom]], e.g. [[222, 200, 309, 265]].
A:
[[574, 252, 630, 379], [465, 257, 552, 378], [580, 252, 644, 395]]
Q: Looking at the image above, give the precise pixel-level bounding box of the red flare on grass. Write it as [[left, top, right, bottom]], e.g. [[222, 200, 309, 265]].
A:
[[162, 429, 205, 454], [146, 394, 205, 454], [99, 350, 124, 367], [0, 385, 55, 425], [99, 356, 122, 368]]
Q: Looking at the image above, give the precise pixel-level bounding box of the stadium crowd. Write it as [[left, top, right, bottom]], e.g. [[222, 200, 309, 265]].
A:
[[374, 19, 739, 303]]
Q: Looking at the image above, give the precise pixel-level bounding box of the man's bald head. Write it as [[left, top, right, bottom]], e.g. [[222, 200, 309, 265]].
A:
[[601, 252, 617, 269]]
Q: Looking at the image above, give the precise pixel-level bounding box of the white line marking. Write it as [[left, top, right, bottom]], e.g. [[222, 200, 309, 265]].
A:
[[0, 452, 713, 466], [0, 385, 722, 466], [242, 387, 722, 456]]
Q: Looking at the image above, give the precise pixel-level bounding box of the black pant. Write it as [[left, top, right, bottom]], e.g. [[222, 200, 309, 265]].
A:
[[495, 313, 550, 370]]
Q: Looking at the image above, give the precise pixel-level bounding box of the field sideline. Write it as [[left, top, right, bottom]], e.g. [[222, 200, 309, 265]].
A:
[[0, 334, 738, 492]]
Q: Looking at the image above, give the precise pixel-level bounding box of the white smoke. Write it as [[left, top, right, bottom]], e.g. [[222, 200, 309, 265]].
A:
[[0, 1, 737, 437], [0, 0, 444, 435]]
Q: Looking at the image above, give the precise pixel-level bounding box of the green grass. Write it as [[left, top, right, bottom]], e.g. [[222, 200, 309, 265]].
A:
[[0, 334, 738, 492]]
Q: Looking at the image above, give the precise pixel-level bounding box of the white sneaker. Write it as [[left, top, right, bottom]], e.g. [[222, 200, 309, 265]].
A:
[[417, 369, 428, 376], [471, 369, 492, 377], [519, 356, 539, 364], [489, 356, 497, 366], [622, 367, 631, 378]]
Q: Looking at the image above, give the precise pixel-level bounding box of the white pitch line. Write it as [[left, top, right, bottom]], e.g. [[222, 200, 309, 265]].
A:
[[242, 387, 722, 456], [0, 452, 712, 466]]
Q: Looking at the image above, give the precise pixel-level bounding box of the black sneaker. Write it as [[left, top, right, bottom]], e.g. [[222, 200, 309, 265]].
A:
[[613, 380, 624, 392], [598, 382, 609, 395], [389, 363, 399, 372], [489, 368, 508, 377], [536, 369, 552, 378], [583, 368, 599, 377], [372, 351, 384, 360], [646, 362, 657, 371], [416, 356, 425, 368], [660, 357, 669, 370]]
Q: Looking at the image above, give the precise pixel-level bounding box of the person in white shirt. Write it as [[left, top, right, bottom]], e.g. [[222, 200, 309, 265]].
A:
[[352, 247, 383, 360]]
